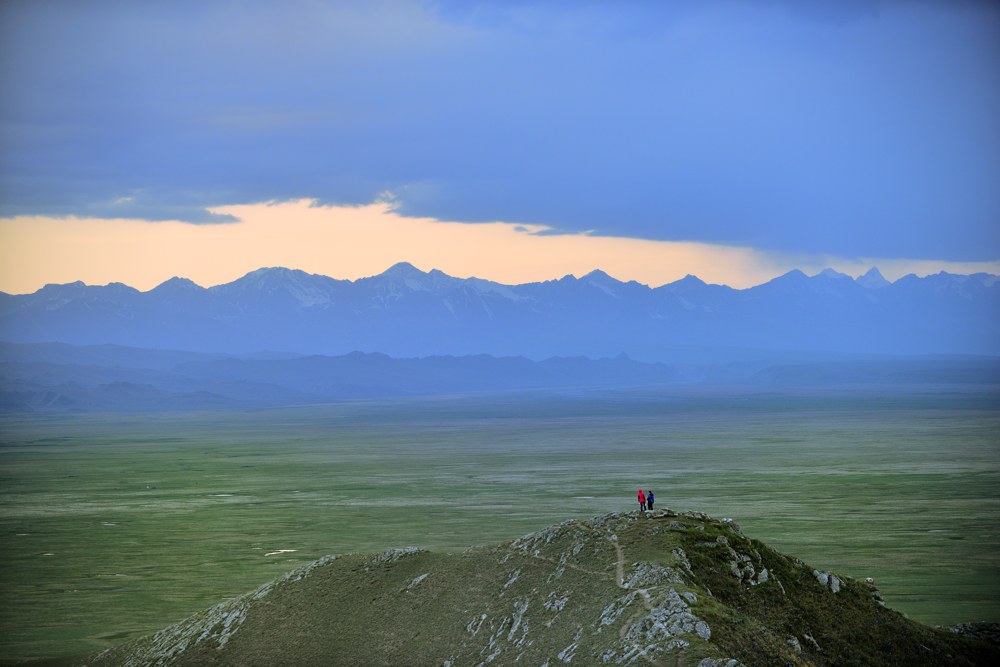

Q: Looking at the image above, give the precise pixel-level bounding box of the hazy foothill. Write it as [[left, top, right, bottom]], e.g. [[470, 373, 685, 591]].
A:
[[1, 266, 998, 664]]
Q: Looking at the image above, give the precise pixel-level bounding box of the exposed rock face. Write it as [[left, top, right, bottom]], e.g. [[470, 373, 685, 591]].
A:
[[814, 569, 842, 593], [82, 511, 999, 667], [949, 622, 1000, 647]]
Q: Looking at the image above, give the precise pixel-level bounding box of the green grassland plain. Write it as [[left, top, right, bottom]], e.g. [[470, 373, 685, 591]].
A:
[[1, 384, 998, 663]]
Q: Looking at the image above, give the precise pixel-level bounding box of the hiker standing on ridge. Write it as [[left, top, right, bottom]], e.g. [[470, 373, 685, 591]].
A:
[[638, 488, 646, 511], [647, 490, 654, 510]]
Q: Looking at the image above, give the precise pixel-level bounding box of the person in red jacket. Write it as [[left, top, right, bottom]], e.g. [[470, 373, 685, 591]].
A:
[[638, 488, 646, 511]]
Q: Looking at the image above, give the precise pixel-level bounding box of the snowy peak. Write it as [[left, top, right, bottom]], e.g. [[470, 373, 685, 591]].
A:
[[31, 280, 138, 307], [815, 268, 853, 281], [221, 267, 341, 308], [368, 262, 427, 288], [365, 262, 461, 292], [755, 269, 810, 292], [237, 266, 315, 286], [28, 281, 98, 310], [581, 269, 620, 284], [380, 261, 424, 278], [775, 269, 809, 282], [36, 280, 88, 296], [462, 276, 522, 301], [856, 267, 890, 289], [2, 265, 998, 358], [662, 275, 707, 290], [151, 277, 203, 293], [580, 269, 626, 296]]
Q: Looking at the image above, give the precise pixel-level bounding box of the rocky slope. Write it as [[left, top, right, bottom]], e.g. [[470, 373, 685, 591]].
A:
[[80, 510, 997, 666]]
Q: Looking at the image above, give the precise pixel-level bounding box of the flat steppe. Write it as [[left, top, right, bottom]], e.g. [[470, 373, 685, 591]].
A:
[[1, 384, 997, 662]]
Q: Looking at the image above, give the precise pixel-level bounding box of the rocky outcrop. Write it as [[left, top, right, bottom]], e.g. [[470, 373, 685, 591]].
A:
[[82, 510, 999, 667]]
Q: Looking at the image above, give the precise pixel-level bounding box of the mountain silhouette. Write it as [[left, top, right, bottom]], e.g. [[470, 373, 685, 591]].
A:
[[1, 265, 997, 360]]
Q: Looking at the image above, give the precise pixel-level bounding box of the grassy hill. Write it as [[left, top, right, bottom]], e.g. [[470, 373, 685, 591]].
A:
[[75, 510, 996, 666]]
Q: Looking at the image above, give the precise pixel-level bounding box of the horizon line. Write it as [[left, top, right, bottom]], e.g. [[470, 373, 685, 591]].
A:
[[4, 201, 1000, 295], [3, 261, 996, 296]]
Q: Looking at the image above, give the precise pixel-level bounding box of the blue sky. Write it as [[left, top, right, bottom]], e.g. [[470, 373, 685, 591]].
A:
[[1, 0, 998, 290]]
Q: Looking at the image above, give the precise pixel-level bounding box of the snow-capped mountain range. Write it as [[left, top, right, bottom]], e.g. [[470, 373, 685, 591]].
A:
[[1, 263, 997, 359]]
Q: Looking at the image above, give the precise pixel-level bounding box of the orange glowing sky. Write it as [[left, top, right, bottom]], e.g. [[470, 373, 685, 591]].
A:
[[1, 200, 997, 294]]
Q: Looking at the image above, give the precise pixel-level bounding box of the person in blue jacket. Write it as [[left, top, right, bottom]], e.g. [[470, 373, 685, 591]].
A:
[[646, 490, 654, 510]]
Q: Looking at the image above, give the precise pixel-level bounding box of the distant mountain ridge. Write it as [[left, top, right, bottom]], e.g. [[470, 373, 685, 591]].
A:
[[3, 341, 996, 413], [0, 341, 682, 412], [1, 264, 997, 360]]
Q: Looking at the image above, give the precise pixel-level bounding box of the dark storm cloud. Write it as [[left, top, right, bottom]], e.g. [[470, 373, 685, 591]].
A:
[[1, 0, 998, 260]]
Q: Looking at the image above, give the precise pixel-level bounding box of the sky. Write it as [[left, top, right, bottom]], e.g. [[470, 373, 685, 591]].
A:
[[1, 0, 998, 293]]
